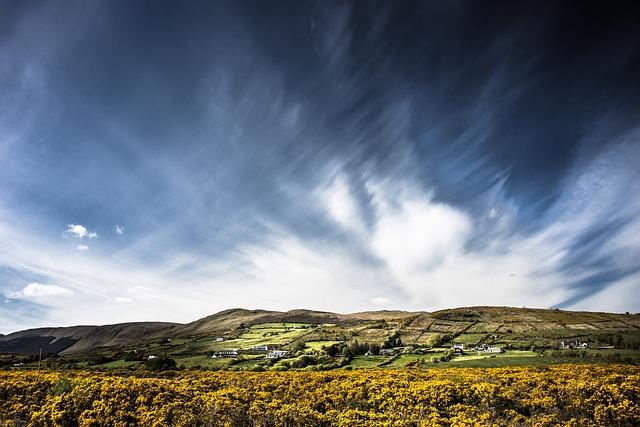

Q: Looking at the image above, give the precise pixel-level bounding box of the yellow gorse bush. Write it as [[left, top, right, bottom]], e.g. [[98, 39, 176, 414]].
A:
[[0, 365, 638, 426]]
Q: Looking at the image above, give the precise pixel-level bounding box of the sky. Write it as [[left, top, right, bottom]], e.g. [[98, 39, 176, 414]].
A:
[[1, 1, 639, 333]]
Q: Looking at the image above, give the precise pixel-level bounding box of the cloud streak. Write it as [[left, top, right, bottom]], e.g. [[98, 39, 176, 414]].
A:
[[0, 1, 638, 332]]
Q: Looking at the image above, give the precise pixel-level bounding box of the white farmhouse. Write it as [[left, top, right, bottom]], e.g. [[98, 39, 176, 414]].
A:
[[267, 350, 287, 359]]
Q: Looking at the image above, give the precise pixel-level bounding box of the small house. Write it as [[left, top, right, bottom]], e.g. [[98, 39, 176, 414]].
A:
[[267, 350, 287, 359], [560, 340, 587, 349], [474, 344, 502, 353], [212, 350, 239, 358]]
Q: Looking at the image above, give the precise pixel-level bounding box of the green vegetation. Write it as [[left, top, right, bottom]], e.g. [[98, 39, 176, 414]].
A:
[[2, 307, 640, 372], [305, 340, 342, 351]]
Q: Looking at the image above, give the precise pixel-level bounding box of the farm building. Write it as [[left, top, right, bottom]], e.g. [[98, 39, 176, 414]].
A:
[[267, 350, 287, 359], [474, 344, 503, 353], [211, 350, 239, 358], [560, 340, 588, 349]]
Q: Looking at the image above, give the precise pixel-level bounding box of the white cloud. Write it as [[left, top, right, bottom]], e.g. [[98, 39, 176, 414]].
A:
[[319, 175, 366, 234], [5, 282, 74, 299], [370, 296, 391, 306], [0, 136, 638, 333], [77, 244, 89, 251], [65, 224, 98, 239], [115, 225, 125, 235], [369, 184, 472, 279], [106, 296, 133, 304], [316, 175, 577, 309]]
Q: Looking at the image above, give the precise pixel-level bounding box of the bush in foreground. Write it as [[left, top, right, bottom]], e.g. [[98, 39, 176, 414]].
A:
[[0, 364, 638, 426]]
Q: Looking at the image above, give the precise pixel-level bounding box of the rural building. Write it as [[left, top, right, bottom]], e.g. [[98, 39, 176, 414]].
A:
[[147, 355, 157, 360], [453, 344, 464, 354], [560, 340, 588, 349], [380, 349, 395, 356], [474, 344, 503, 353], [211, 350, 239, 358], [267, 350, 287, 359]]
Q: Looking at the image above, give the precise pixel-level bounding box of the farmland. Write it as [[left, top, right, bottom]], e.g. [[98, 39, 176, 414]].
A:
[[2, 307, 640, 372]]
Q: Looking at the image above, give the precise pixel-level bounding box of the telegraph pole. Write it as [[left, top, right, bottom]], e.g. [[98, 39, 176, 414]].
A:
[[38, 346, 42, 371]]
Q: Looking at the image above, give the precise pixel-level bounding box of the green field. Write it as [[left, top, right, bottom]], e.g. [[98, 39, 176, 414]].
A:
[[174, 355, 231, 369], [348, 356, 387, 368], [305, 340, 342, 351], [4, 307, 639, 373], [452, 334, 487, 345], [99, 360, 143, 369]]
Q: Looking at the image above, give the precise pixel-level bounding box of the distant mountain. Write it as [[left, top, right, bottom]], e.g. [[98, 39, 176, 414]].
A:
[[1, 307, 638, 355]]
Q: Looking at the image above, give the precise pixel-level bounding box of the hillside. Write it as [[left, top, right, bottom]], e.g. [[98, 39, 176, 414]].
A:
[[1, 306, 638, 356], [0, 322, 178, 355]]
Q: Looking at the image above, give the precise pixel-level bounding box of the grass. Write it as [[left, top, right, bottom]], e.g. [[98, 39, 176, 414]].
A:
[[383, 354, 432, 368], [451, 350, 537, 363], [305, 341, 342, 351], [98, 360, 143, 369], [348, 356, 387, 369], [452, 334, 487, 345], [175, 355, 230, 369], [434, 356, 597, 368]]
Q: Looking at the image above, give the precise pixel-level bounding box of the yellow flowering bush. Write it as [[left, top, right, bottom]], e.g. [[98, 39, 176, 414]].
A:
[[0, 365, 637, 426]]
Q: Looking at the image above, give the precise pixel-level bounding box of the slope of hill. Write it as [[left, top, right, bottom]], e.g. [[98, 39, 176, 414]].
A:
[[0, 322, 178, 354], [1, 306, 638, 355]]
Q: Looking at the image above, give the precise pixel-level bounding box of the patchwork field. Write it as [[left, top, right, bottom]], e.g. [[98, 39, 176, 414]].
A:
[[1, 307, 639, 372]]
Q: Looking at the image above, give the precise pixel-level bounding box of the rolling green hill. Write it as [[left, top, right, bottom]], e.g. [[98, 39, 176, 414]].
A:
[[1, 307, 638, 367]]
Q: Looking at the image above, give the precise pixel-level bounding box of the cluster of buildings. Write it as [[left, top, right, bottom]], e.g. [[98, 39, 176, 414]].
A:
[[451, 344, 503, 354], [210, 345, 287, 360], [559, 340, 589, 349]]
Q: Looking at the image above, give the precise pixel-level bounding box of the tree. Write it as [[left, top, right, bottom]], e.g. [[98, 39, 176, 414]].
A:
[[145, 356, 177, 371], [382, 332, 402, 349]]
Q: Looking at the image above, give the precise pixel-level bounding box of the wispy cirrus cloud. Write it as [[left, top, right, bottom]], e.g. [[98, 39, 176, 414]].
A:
[[0, 1, 638, 333]]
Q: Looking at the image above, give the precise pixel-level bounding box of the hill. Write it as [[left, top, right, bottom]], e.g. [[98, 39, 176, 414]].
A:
[[1, 306, 638, 356], [0, 322, 178, 354]]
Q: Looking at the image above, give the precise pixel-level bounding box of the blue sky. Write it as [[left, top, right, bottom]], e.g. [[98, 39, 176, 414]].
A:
[[1, 1, 639, 332]]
